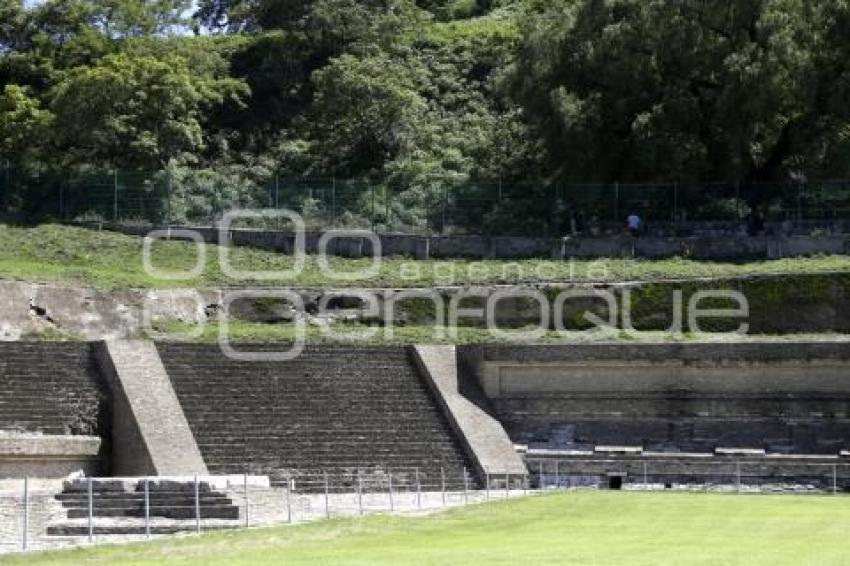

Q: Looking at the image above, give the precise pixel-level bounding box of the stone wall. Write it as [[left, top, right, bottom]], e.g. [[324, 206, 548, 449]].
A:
[[5, 272, 850, 340], [464, 343, 850, 457], [0, 435, 100, 479], [88, 221, 850, 260]]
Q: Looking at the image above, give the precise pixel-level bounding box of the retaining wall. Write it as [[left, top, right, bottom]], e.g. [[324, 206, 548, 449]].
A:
[[86, 222, 850, 260], [462, 343, 850, 457]]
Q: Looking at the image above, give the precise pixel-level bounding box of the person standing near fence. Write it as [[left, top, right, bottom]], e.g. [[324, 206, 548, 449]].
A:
[[627, 211, 641, 236]]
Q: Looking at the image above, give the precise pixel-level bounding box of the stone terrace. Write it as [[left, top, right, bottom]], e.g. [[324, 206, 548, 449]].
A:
[[0, 343, 106, 437], [157, 344, 475, 490]]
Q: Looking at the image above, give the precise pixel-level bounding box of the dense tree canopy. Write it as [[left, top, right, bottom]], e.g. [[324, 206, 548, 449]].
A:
[[514, 0, 850, 185], [2, 0, 850, 223]]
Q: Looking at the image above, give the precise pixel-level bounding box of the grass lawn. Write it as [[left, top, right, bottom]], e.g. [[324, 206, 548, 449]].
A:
[[2, 223, 850, 289], [8, 491, 850, 565]]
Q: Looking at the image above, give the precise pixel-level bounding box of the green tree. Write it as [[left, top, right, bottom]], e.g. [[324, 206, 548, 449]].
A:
[[49, 52, 248, 169], [310, 52, 426, 175], [0, 84, 52, 165], [513, 0, 850, 186], [89, 0, 192, 37]]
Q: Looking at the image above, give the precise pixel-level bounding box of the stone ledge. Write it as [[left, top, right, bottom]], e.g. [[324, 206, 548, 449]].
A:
[[476, 342, 850, 363], [0, 433, 100, 458]]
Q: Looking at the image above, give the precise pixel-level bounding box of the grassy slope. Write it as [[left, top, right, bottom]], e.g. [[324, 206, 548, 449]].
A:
[[152, 320, 850, 344], [9, 491, 850, 565], [2, 224, 850, 290]]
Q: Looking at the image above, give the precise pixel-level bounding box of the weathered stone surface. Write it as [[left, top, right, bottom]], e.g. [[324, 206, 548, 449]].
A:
[[95, 341, 207, 476], [466, 343, 850, 458], [0, 281, 44, 339], [412, 346, 526, 481], [158, 344, 477, 489], [0, 434, 100, 479]]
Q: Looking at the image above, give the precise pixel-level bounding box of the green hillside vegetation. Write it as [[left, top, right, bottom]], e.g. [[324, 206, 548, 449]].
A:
[[2, 224, 850, 289], [3, 1, 850, 231]]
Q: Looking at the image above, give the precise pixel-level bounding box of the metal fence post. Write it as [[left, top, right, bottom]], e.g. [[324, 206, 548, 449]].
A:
[[554, 461, 559, 488], [614, 182, 620, 222], [539, 460, 543, 489], [388, 472, 394, 512], [286, 479, 292, 523], [463, 467, 469, 504], [736, 462, 741, 493], [144, 478, 150, 540], [325, 472, 330, 519], [22, 477, 28, 552], [165, 172, 172, 225], [194, 474, 201, 534], [87, 477, 94, 544], [735, 181, 742, 219], [385, 184, 391, 231], [673, 182, 678, 225], [371, 185, 376, 230], [113, 169, 119, 222], [441, 187, 447, 235], [59, 181, 65, 220], [1, 160, 9, 213], [331, 176, 336, 226], [833, 464, 838, 495], [485, 471, 490, 500], [440, 467, 446, 506], [357, 472, 364, 516], [415, 468, 421, 510], [244, 473, 249, 528]]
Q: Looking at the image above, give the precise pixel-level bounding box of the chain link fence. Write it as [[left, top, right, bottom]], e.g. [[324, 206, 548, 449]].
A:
[[1, 462, 848, 554], [4, 165, 850, 235], [526, 458, 850, 494], [0, 468, 525, 554]]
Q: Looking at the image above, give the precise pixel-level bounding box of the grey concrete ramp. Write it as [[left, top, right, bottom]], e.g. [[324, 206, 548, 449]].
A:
[[412, 345, 526, 482], [95, 340, 207, 476]]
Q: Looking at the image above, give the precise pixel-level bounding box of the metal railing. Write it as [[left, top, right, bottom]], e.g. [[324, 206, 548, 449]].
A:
[[526, 458, 850, 494], [4, 166, 850, 236], [3, 462, 848, 554], [0, 468, 529, 554]]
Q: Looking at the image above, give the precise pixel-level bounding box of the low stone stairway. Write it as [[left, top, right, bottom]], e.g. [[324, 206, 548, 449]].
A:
[[48, 479, 240, 536], [0, 343, 106, 436], [157, 344, 476, 490]]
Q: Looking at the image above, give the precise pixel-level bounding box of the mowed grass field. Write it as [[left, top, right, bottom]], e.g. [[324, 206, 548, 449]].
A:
[[2, 223, 850, 289], [8, 491, 850, 565]]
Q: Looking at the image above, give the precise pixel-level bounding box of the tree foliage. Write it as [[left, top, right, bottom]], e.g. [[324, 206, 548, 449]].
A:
[[3, 0, 850, 221], [514, 0, 850, 184]]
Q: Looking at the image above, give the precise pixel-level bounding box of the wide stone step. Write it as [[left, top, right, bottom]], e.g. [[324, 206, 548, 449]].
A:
[[47, 524, 239, 537], [0, 343, 106, 437], [57, 495, 233, 506], [159, 343, 475, 488], [66, 506, 240, 520], [183, 419, 448, 429]]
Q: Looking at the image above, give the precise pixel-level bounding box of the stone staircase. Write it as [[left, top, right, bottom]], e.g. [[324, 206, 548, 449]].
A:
[[48, 479, 240, 536], [0, 343, 106, 436], [157, 344, 476, 490]]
